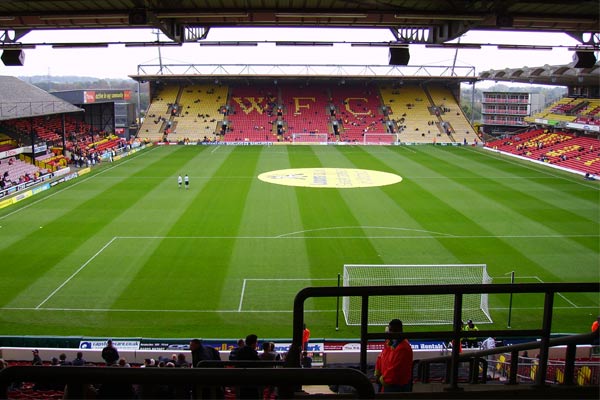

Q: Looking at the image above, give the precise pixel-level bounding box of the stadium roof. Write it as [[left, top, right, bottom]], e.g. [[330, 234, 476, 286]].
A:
[[479, 63, 600, 87], [130, 63, 477, 82], [0, 76, 83, 121], [0, 1, 598, 45]]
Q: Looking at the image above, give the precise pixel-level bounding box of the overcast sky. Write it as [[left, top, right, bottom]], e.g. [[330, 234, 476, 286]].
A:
[[0, 27, 585, 83]]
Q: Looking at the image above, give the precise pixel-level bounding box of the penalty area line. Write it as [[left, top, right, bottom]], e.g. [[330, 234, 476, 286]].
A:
[[532, 276, 579, 308], [35, 237, 118, 309], [238, 279, 247, 312], [1, 307, 337, 313]]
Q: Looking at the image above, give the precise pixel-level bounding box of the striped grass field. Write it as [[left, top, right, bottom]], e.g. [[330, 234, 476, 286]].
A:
[[0, 145, 598, 340]]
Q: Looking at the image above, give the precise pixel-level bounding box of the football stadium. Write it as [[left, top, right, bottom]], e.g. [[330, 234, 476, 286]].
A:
[[0, 1, 598, 398]]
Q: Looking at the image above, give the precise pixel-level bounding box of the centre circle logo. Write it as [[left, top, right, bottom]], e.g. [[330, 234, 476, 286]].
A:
[[258, 168, 402, 188]]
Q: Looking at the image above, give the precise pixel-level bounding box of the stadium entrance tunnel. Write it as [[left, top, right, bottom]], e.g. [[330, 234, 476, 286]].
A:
[[258, 168, 402, 188]]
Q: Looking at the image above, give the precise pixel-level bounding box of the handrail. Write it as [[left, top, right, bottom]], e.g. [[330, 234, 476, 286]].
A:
[[417, 331, 599, 385], [197, 360, 285, 368], [0, 366, 375, 399], [289, 282, 600, 391]]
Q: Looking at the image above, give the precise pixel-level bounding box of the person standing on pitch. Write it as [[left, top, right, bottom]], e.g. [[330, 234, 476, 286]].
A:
[[177, 174, 182, 189], [184, 174, 189, 190], [302, 323, 311, 351], [464, 319, 479, 348]]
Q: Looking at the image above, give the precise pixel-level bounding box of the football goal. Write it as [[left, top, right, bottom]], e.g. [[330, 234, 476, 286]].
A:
[[292, 133, 328, 144], [363, 133, 399, 145], [342, 264, 493, 326]]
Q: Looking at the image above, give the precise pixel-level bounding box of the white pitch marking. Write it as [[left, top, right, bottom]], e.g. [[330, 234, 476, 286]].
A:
[[397, 146, 417, 154], [243, 278, 337, 281], [115, 234, 598, 240], [3, 305, 597, 313], [36, 237, 118, 309], [532, 276, 579, 308], [238, 279, 247, 312], [3, 307, 338, 313], [0, 147, 157, 221], [276, 226, 455, 238], [467, 147, 600, 190]]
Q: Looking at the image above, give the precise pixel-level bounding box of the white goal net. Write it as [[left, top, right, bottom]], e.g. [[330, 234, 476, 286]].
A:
[[342, 264, 493, 326], [363, 133, 398, 145], [292, 133, 328, 144]]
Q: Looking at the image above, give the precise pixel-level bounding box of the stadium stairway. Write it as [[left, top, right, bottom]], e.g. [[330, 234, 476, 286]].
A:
[[331, 83, 384, 143]]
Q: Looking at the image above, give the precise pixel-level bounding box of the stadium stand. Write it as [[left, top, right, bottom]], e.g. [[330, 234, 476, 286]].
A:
[[139, 85, 179, 142], [170, 84, 228, 142], [574, 99, 600, 126], [279, 83, 332, 141], [427, 86, 478, 145], [224, 84, 278, 143], [380, 84, 446, 144], [485, 129, 600, 174], [0, 157, 42, 187], [526, 97, 600, 125], [0, 142, 16, 153], [2, 115, 98, 151], [330, 83, 384, 143]]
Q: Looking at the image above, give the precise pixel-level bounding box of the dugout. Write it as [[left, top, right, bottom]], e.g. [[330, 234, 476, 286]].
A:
[[52, 89, 137, 139]]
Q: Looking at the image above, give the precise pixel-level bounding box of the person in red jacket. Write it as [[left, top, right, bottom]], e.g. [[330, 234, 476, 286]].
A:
[[375, 319, 413, 393], [302, 323, 311, 351]]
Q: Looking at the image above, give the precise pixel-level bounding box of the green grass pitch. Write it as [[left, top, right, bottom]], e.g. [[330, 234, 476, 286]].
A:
[[0, 145, 598, 340]]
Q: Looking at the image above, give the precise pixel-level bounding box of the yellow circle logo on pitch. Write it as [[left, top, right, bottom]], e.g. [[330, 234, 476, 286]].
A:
[[258, 168, 402, 188]]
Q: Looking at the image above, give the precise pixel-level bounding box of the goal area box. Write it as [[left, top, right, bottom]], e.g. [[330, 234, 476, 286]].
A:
[[291, 133, 328, 144], [363, 133, 398, 145], [342, 264, 493, 326]]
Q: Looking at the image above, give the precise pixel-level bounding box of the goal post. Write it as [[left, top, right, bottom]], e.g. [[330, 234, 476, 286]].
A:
[[363, 133, 399, 145], [292, 133, 329, 144], [342, 264, 493, 326]]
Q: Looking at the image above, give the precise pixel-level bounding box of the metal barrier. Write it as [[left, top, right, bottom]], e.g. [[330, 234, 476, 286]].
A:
[[289, 282, 600, 391], [0, 366, 375, 399], [417, 331, 599, 385], [1, 282, 597, 398]]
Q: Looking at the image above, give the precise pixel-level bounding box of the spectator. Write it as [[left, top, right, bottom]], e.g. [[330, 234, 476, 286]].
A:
[[374, 319, 413, 393], [101, 339, 119, 366], [58, 353, 71, 366], [72, 351, 86, 366], [229, 338, 245, 360], [301, 351, 313, 368], [141, 358, 155, 368], [259, 341, 281, 361], [118, 357, 131, 368], [31, 349, 42, 366], [236, 334, 259, 361], [190, 338, 223, 398], [481, 337, 496, 351], [175, 353, 190, 368], [190, 338, 220, 367], [236, 334, 261, 399]]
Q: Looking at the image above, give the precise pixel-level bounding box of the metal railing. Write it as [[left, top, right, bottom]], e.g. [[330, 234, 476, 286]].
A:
[[1, 282, 598, 398], [289, 282, 599, 391], [417, 331, 599, 385], [0, 366, 375, 399]]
